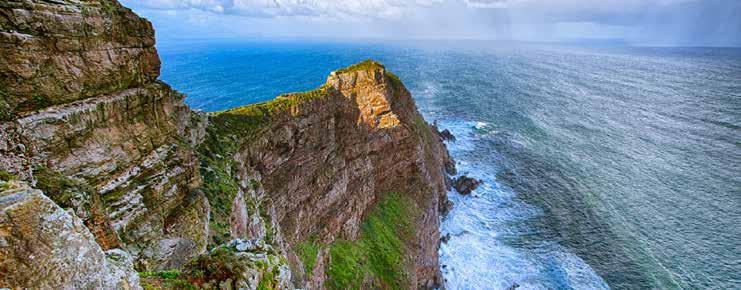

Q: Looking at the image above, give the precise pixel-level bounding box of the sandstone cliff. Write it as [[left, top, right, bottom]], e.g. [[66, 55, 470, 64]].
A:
[[0, 1, 454, 289]]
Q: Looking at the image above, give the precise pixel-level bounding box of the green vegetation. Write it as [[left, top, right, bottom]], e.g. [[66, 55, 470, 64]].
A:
[[140, 270, 182, 280], [211, 83, 333, 137], [293, 238, 321, 276], [34, 166, 92, 208], [198, 83, 334, 246], [334, 59, 386, 75], [15, 94, 51, 113], [183, 246, 245, 286], [385, 71, 403, 93], [316, 192, 417, 289], [256, 266, 280, 290], [290, 192, 416, 289], [140, 270, 196, 290], [0, 170, 15, 191], [197, 136, 240, 245], [180, 245, 284, 290], [414, 116, 435, 146], [0, 170, 15, 182]]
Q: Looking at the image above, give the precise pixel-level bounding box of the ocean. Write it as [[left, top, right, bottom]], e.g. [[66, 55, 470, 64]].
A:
[[157, 39, 741, 289]]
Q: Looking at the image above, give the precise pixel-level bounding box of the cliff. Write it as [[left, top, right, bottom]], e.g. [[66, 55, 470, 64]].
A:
[[0, 1, 454, 289]]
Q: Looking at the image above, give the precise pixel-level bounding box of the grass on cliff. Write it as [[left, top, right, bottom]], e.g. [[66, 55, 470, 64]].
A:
[[334, 59, 386, 75], [197, 129, 242, 245], [0, 170, 15, 191], [198, 84, 334, 246], [182, 246, 245, 286], [178, 245, 283, 289], [0, 170, 15, 182], [140, 270, 196, 290], [292, 192, 416, 289], [294, 237, 321, 276], [211, 84, 333, 137], [34, 166, 91, 208]]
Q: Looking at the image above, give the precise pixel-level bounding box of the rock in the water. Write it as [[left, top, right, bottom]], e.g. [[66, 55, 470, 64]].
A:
[[453, 175, 482, 195], [440, 198, 454, 216], [0, 180, 141, 289], [439, 129, 457, 141], [441, 233, 451, 244]]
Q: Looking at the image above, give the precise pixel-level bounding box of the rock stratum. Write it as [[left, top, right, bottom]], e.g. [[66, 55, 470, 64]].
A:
[[0, 1, 455, 289]]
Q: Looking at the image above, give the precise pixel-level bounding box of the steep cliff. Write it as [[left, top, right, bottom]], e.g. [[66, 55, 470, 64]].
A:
[[0, 1, 454, 289], [0, 0, 209, 283], [199, 60, 453, 288]]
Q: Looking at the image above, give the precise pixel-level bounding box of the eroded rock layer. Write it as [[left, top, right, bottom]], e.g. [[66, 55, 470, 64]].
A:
[[1, 0, 209, 281]]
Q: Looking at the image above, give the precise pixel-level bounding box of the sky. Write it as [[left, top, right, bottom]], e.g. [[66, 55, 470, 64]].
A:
[[121, 0, 741, 46]]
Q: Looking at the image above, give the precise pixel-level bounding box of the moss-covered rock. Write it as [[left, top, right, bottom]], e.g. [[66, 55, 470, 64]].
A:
[[140, 270, 196, 290], [180, 241, 292, 289]]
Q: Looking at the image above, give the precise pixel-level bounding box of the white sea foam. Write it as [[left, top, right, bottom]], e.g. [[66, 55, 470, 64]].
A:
[[439, 119, 609, 290]]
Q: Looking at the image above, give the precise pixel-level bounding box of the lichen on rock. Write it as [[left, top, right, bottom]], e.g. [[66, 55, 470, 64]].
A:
[[0, 180, 141, 289]]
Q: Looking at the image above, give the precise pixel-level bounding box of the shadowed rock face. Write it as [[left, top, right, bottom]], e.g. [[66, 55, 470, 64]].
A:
[[0, 0, 208, 274], [0, 1, 453, 289], [0, 0, 160, 121]]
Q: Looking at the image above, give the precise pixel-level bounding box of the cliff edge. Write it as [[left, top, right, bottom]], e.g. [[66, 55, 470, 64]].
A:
[[0, 1, 454, 289]]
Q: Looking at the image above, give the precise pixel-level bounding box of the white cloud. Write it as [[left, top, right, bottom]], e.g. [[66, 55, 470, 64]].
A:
[[125, 0, 703, 20], [126, 0, 445, 19], [464, 0, 524, 8], [122, 0, 739, 46]]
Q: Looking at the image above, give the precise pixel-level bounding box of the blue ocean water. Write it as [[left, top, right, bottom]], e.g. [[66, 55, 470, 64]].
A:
[[157, 40, 741, 289]]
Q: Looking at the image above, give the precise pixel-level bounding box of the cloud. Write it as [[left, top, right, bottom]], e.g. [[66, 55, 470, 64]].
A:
[[464, 0, 524, 8], [122, 0, 741, 46], [125, 0, 446, 19]]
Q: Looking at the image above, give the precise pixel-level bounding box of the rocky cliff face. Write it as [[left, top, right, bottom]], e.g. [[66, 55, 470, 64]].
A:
[[204, 61, 453, 288], [0, 1, 454, 289]]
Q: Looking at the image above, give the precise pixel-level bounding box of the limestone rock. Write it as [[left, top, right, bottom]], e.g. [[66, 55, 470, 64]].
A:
[[0, 180, 141, 289]]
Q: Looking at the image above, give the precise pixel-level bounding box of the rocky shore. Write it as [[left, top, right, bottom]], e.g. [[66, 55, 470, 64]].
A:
[[0, 1, 455, 289]]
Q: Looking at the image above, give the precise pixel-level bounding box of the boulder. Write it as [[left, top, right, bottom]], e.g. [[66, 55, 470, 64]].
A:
[[439, 129, 456, 141], [440, 233, 451, 244], [0, 180, 141, 289], [453, 175, 482, 195]]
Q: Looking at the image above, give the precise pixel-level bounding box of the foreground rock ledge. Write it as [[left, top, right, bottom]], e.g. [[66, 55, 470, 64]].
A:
[[0, 180, 141, 289]]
